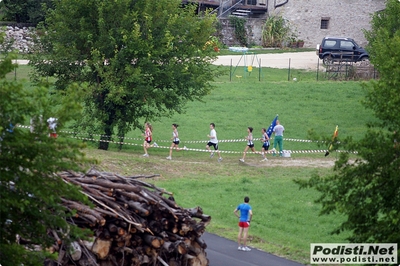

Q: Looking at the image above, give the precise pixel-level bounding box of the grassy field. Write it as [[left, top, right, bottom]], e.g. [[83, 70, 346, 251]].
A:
[[12, 60, 374, 264], [92, 66, 375, 155]]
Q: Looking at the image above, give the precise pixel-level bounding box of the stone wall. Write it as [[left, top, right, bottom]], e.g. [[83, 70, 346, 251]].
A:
[[1, 26, 34, 53], [270, 0, 386, 48], [219, 18, 266, 47]]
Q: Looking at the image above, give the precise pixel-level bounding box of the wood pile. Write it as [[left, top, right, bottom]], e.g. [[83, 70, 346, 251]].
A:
[[44, 169, 211, 266]]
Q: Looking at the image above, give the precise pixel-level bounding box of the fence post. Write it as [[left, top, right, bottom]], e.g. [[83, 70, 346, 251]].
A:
[[230, 59, 232, 82], [287, 58, 291, 81]]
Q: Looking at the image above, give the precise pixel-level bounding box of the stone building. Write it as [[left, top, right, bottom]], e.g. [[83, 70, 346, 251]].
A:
[[271, 0, 386, 48], [198, 0, 386, 47]]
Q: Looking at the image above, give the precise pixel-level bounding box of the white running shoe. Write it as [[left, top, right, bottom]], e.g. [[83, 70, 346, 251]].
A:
[[183, 146, 187, 150], [143, 154, 149, 157], [218, 157, 223, 162], [166, 156, 172, 160], [261, 158, 268, 162], [238, 246, 244, 251], [243, 246, 251, 252], [153, 142, 159, 147], [239, 159, 244, 162], [210, 152, 214, 158]]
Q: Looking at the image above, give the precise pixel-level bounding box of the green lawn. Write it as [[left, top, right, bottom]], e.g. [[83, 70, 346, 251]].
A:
[[91, 66, 374, 155]]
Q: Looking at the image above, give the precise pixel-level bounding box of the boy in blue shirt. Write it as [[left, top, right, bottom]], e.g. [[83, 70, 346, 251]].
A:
[[234, 196, 253, 251]]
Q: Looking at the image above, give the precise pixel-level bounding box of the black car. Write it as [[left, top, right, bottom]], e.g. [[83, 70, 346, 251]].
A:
[[317, 37, 369, 65]]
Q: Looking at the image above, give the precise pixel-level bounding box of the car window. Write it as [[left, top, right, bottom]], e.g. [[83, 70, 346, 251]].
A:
[[340, 41, 354, 50], [324, 40, 337, 48]]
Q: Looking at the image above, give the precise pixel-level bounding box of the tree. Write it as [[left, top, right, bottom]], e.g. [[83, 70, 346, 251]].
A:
[[0, 41, 91, 265], [0, 0, 53, 24], [30, 0, 220, 150], [296, 0, 400, 251]]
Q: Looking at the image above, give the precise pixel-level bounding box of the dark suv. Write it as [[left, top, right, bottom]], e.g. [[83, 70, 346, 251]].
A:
[[317, 37, 369, 65]]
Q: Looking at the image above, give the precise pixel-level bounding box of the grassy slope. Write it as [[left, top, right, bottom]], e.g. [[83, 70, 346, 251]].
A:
[[111, 66, 374, 155]]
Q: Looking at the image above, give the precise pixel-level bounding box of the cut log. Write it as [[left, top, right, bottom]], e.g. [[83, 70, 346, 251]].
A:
[[50, 230, 62, 245], [143, 234, 162, 248], [108, 223, 118, 233], [117, 227, 126, 236], [127, 201, 150, 216], [186, 207, 203, 217], [195, 237, 207, 249], [83, 238, 112, 259], [69, 241, 82, 261], [116, 190, 149, 204]]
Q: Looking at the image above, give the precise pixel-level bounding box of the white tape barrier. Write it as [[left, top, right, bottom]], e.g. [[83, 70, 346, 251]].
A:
[[17, 125, 352, 154], [17, 125, 325, 143]]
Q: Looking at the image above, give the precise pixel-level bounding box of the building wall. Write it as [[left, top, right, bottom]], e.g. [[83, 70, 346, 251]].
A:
[[219, 18, 266, 47], [270, 0, 385, 48], [218, 0, 385, 48]]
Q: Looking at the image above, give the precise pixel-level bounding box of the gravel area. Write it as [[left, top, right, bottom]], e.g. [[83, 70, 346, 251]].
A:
[[213, 51, 321, 70]]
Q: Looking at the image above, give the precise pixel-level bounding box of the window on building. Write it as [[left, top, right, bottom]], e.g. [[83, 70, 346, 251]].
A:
[[247, 0, 257, 5], [320, 18, 330, 29]]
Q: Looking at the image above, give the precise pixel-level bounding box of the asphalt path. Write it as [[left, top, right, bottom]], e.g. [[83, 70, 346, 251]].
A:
[[13, 51, 320, 70], [203, 232, 304, 266]]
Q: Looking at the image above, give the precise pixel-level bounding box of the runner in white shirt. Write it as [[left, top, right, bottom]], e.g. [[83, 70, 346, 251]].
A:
[[206, 123, 222, 162]]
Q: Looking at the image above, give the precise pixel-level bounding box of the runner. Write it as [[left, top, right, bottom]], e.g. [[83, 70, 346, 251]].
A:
[[166, 123, 186, 160], [239, 127, 256, 163], [206, 123, 222, 162]]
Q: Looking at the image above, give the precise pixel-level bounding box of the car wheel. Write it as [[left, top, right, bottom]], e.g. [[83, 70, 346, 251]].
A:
[[322, 55, 332, 65]]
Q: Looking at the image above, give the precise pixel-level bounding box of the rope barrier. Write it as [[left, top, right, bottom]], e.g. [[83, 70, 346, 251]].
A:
[[17, 125, 354, 154]]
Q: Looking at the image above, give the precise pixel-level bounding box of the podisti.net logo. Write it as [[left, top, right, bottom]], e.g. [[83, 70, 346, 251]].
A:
[[310, 243, 398, 264]]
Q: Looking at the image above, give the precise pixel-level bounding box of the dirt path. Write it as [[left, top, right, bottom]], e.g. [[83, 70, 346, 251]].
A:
[[241, 157, 336, 168], [213, 51, 320, 70]]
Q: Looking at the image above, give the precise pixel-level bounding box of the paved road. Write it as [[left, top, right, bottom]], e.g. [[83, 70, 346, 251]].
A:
[[13, 52, 320, 70], [203, 232, 304, 266]]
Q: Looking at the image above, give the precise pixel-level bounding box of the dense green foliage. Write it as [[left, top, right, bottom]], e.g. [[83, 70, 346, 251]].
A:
[[0, 0, 53, 24], [296, 0, 400, 253], [363, 0, 400, 128], [0, 50, 91, 265], [262, 15, 293, 48], [30, 0, 220, 150], [229, 16, 247, 46]]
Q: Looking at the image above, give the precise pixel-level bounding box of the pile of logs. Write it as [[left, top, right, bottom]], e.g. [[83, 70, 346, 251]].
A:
[[45, 169, 211, 266]]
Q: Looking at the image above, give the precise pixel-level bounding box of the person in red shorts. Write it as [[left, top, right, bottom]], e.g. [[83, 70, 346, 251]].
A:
[[234, 196, 253, 251]]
